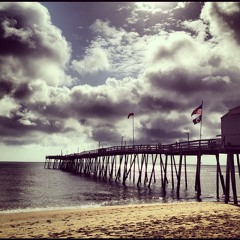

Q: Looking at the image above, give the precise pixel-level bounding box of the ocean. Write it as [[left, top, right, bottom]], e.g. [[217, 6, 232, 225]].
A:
[[0, 161, 239, 213]]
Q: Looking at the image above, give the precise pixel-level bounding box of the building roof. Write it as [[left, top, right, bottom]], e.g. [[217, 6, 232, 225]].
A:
[[221, 105, 240, 119], [228, 105, 240, 114]]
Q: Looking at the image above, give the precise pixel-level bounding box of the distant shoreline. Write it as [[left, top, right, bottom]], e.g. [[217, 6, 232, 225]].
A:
[[0, 201, 239, 238]]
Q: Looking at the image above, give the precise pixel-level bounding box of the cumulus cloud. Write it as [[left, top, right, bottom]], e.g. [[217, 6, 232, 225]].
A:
[[1, 2, 240, 156], [201, 2, 240, 42], [0, 2, 74, 145], [90, 19, 124, 41], [0, 2, 72, 96], [201, 2, 240, 65], [71, 47, 110, 75], [0, 96, 18, 117]]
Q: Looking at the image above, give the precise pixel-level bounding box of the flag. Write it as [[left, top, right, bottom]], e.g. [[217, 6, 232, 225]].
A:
[[191, 104, 202, 116], [127, 112, 134, 119], [193, 115, 202, 125]]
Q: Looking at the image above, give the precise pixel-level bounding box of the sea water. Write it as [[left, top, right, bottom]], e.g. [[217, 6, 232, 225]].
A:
[[0, 161, 239, 213]]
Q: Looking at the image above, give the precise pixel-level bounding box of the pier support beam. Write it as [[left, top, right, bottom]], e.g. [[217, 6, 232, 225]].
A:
[[137, 154, 145, 187], [230, 153, 238, 205], [216, 154, 225, 200], [176, 153, 183, 199], [148, 154, 157, 188], [115, 155, 123, 182], [236, 154, 240, 178], [162, 154, 168, 195], [184, 155, 188, 189], [171, 155, 174, 189], [195, 153, 201, 200], [225, 153, 238, 205]]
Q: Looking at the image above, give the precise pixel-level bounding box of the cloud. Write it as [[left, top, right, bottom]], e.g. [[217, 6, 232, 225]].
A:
[[91, 123, 120, 146], [201, 2, 240, 65], [0, 2, 72, 88], [201, 2, 240, 42], [1, 2, 240, 155], [0, 96, 18, 118], [81, 19, 149, 80], [71, 47, 110, 75], [90, 19, 124, 41], [0, 2, 74, 145]]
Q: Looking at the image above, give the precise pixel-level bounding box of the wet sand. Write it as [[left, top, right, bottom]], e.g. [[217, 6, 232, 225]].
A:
[[0, 202, 239, 238]]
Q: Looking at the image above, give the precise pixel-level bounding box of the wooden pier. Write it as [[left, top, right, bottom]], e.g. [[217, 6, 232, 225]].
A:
[[45, 138, 240, 205]]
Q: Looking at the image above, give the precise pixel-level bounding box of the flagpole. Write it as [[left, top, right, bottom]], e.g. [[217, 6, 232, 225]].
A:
[[127, 113, 135, 146], [200, 100, 203, 141], [133, 114, 134, 145]]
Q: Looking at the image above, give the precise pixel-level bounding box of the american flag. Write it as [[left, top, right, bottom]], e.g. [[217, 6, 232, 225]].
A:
[[191, 104, 202, 116], [127, 112, 134, 119]]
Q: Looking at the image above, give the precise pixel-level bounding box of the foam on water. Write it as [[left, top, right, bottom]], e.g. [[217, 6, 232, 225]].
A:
[[0, 203, 103, 214]]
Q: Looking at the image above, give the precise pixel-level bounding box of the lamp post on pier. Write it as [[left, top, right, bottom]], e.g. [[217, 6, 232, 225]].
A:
[[186, 132, 189, 142], [186, 132, 190, 149], [127, 112, 134, 146]]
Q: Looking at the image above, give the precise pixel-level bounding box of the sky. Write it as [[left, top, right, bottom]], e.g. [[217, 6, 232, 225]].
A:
[[0, 2, 240, 162]]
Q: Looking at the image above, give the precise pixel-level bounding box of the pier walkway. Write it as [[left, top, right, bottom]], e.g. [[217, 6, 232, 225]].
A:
[[45, 138, 240, 205]]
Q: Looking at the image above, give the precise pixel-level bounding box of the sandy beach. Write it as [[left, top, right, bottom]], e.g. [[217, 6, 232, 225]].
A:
[[0, 201, 239, 238]]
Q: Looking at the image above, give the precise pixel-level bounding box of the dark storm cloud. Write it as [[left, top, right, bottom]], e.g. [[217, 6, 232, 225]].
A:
[[146, 69, 202, 95], [0, 80, 13, 97], [13, 83, 32, 100], [91, 123, 120, 145], [139, 127, 180, 144], [0, 115, 28, 137], [0, 113, 69, 139], [69, 87, 133, 120], [138, 95, 181, 113], [137, 115, 190, 144], [71, 99, 129, 120], [0, 102, 71, 146], [39, 103, 71, 119], [206, 66, 240, 111]]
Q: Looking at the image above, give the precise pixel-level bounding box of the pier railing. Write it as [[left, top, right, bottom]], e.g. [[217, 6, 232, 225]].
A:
[[46, 138, 222, 159]]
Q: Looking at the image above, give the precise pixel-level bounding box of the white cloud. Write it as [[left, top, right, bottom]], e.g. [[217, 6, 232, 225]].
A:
[[181, 19, 209, 41], [200, 2, 240, 69], [85, 20, 152, 79], [90, 19, 124, 41], [0, 96, 18, 117], [71, 47, 110, 75], [0, 2, 72, 87], [201, 2, 240, 41]]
